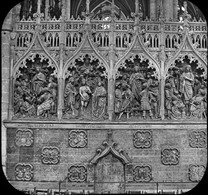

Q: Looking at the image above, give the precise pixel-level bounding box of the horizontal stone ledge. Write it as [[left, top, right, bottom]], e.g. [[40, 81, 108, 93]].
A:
[[3, 120, 207, 130]]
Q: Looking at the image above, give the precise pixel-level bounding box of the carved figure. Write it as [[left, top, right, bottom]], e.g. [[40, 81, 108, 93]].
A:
[[171, 91, 186, 119], [129, 66, 145, 102], [190, 86, 207, 119], [37, 90, 55, 118], [79, 78, 92, 113], [118, 83, 133, 119], [92, 81, 107, 119], [32, 65, 46, 96], [64, 77, 78, 116], [139, 83, 153, 119], [180, 65, 194, 116], [114, 83, 123, 114]]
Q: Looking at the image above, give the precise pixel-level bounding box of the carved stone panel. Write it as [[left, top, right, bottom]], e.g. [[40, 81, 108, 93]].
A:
[[41, 146, 60, 165], [13, 54, 57, 119], [68, 165, 87, 182], [133, 130, 152, 148], [161, 148, 180, 165], [15, 163, 34, 181], [188, 130, 207, 148], [133, 165, 152, 182], [15, 129, 34, 147], [188, 165, 205, 182], [69, 130, 88, 148]]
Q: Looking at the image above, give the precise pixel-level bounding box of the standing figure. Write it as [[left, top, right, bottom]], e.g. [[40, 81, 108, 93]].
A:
[[165, 82, 174, 119], [139, 83, 153, 119], [92, 81, 107, 119], [118, 83, 133, 119], [32, 65, 46, 96], [129, 66, 145, 102], [64, 77, 78, 116], [114, 83, 123, 114], [180, 65, 194, 116], [79, 78, 92, 113]]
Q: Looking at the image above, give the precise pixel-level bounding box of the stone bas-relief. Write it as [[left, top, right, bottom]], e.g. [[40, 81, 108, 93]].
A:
[[13, 54, 57, 119], [63, 54, 108, 120], [2, 0, 207, 194]]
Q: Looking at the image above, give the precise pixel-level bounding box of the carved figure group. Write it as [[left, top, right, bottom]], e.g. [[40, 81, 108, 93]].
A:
[[64, 55, 107, 120], [13, 61, 57, 119], [165, 64, 207, 120], [115, 63, 159, 120]]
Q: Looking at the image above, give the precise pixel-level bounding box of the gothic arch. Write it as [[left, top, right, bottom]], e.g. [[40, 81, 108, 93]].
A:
[[165, 52, 207, 79], [115, 33, 160, 79], [63, 33, 109, 79], [13, 31, 59, 78], [165, 29, 207, 77], [89, 131, 131, 165]]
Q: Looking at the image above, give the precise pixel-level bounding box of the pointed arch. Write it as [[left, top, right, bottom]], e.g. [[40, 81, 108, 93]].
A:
[[13, 32, 59, 78], [63, 33, 109, 79], [115, 33, 160, 80], [165, 30, 207, 77]]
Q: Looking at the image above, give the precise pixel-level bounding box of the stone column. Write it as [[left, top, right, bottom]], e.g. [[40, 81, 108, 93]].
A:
[[45, 0, 49, 20], [150, 0, 156, 20], [66, 0, 71, 20], [108, 72, 115, 121], [159, 21, 166, 120], [2, 8, 13, 177], [173, 0, 178, 21], [164, 0, 173, 20]]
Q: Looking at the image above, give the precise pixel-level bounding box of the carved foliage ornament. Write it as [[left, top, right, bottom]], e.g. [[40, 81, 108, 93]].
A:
[[133, 130, 152, 148], [15, 163, 34, 181], [188, 165, 205, 182], [161, 148, 180, 165], [133, 165, 152, 182], [41, 146, 60, 165], [15, 129, 34, 147], [189, 130, 207, 148], [68, 165, 87, 182], [69, 130, 87, 148]]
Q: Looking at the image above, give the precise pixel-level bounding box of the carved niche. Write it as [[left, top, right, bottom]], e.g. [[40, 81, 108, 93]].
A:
[[68, 130, 88, 148], [63, 54, 108, 120], [133, 165, 152, 182], [188, 165, 205, 182], [15, 163, 34, 181], [161, 148, 180, 165], [116, 55, 159, 120], [133, 130, 152, 148], [41, 146, 60, 165], [165, 56, 207, 120], [188, 130, 207, 148], [68, 165, 87, 182], [13, 54, 57, 119], [15, 128, 34, 147]]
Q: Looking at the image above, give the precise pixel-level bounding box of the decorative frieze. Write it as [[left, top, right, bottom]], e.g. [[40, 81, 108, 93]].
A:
[[41, 146, 60, 165], [133, 130, 152, 148], [68, 165, 87, 182], [15, 129, 34, 147], [15, 163, 34, 181], [69, 130, 87, 148], [161, 148, 180, 165], [188, 165, 205, 182], [189, 130, 207, 148], [133, 165, 152, 182]]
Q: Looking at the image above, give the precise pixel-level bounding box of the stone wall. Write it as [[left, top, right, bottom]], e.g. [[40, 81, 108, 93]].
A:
[[5, 123, 207, 193]]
